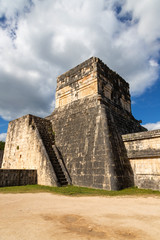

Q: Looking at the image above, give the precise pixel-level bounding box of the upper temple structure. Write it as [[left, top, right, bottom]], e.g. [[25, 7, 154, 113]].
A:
[[1, 57, 160, 190]]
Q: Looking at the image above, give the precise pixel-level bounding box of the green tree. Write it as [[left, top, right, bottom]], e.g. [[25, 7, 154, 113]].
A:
[[0, 141, 5, 150]]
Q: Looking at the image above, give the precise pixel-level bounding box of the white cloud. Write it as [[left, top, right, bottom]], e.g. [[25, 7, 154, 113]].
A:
[[149, 59, 159, 67], [143, 122, 160, 131], [123, 0, 160, 43], [0, 0, 160, 121], [0, 133, 7, 141]]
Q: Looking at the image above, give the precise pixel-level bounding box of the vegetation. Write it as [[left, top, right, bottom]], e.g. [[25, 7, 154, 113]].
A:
[[0, 141, 5, 150], [0, 185, 160, 196]]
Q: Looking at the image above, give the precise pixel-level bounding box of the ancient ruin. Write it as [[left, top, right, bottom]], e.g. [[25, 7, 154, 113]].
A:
[[1, 57, 160, 190]]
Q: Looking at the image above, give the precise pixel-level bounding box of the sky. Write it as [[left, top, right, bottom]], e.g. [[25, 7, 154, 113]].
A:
[[0, 0, 160, 141]]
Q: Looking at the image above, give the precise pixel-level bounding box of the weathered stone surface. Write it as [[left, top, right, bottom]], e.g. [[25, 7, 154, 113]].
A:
[[56, 57, 132, 113], [47, 57, 146, 190], [0, 169, 37, 187], [0, 150, 3, 168], [122, 130, 160, 190], [134, 174, 160, 191], [2, 115, 59, 186]]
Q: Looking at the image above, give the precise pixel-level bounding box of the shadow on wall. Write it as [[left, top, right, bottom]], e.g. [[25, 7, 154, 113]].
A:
[[106, 110, 134, 190], [0, 150, 4, 168]]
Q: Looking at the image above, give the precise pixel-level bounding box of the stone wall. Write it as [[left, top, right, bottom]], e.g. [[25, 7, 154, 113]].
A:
[[122, 130, 160, 190], [56, 57, 98, 108], [2, 115, 58, 186], [97, 58, 131, 113], [0, 169, 37, 187], [48, 94, 145, 190], [0, 150, 3, 167]]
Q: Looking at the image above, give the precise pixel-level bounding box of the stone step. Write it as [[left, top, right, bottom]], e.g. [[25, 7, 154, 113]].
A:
[[54, 166, 62, 171], [50, 160, 60, 165], [59, 180, 68, 185], [58, 178, 67, 182], [55, 173, 65, 178], [55, 171, 65, 176]]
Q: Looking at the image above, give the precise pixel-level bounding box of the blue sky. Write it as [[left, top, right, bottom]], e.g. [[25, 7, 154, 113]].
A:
[[132, 79, 160, 124], [0, 0, 160, 141]]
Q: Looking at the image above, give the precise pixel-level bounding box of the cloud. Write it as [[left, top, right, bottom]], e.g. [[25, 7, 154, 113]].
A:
[[123, 0, 160, 42], [0, 133, 7, 141], [0, 0, 160, 121], [143, 122, 160, 131], [149, 59, 159, 67]]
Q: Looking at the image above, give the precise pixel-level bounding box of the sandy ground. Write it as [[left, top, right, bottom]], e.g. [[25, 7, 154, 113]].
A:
[[0, 193, 160, 240]]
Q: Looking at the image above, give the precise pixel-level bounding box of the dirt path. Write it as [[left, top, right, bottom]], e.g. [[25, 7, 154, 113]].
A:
[[0, 193, 160, 240]]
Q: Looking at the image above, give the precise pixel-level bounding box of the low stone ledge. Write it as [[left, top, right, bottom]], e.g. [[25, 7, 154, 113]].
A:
[[127, 149, 160, 159], [122, 129, 160, 141], [0, 169, 37, 187], [134, 174, 160, 191]]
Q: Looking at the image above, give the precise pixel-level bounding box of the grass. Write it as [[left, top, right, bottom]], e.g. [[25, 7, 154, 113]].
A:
[[0, 185, 160, 196]]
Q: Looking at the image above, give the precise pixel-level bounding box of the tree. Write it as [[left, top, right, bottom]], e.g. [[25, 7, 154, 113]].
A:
[[0, 141, 5, 150]]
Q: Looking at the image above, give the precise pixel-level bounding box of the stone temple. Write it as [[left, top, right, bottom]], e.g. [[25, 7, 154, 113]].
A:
[[1, 57, 160, 190]]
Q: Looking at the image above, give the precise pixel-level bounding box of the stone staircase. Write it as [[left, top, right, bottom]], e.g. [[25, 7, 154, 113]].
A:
[[33, 117, 68, 186]]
